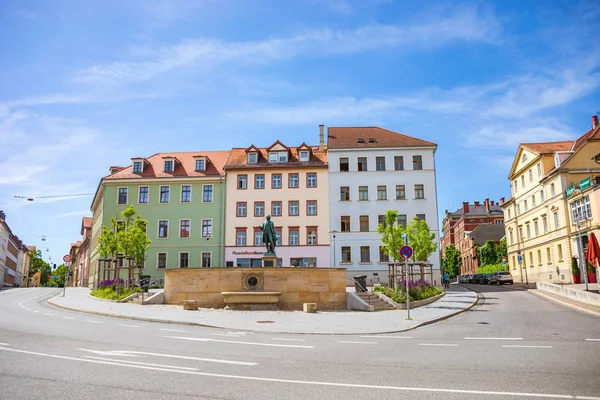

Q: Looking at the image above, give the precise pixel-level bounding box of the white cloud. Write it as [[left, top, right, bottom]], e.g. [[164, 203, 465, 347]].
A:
[[52, 210, 92, 219]]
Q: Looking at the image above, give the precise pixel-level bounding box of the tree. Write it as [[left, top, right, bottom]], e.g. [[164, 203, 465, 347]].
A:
[[405, 216, 437, 262], [477, 240, 498, 266], [28, 249, 51, 286], [377, 210, 404, 262], [442, 244, 461, 278], [47, 264, 66, 287], [496, 237, 507, 260]]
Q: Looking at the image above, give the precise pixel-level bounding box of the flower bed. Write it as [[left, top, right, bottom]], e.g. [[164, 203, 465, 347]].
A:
[[374, 279, 442, 303], [91, 286, 140, 301]]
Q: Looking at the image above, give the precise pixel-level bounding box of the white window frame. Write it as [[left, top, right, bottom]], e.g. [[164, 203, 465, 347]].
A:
[[201, 251, 212, 268], [164, 160, 174, 172], [255, 202, 264, 217], [570, 196, 592, 221], [237, 202, 247, 217], [289, 173, 299, 188], [254, 231, 263, 246], [268, 152, 278, 163], [202, 184, 213, 203], [278, 152, 288, 162], [307, 201, 317, 215], [289, 201, 299, 216], [138, 186, 149, 204], [159, 185, 170, 204], [178, 252, 189, 268], [133, 161, 143, 173], [236, 231, 246, 246], [179, 219, 191, 238], [201, 219, 212, 238], [299, 151, 309, 161], [247, 152, 258, 164], [255, 175, 265, 189], [307, 173, 317, 188], [289, 230, 299, 246], [195, 159, 206, 171], [181, 185, 192, 203], [158, 220, 169, 239]]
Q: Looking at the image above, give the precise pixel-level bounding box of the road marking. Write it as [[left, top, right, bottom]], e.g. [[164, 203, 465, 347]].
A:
[[464, 337, 523, 341], [84, 356, 199, 371], [18, 290, 56, 307], [86, 320, 102, 324], [33, 310, 40, 313], [118, 324, 139, 328], [0, 343, 8, 346], [502, 345, 553, 349], [359, 336, 412, 339], [63, 316, 75, 320], [163, 336, 313, 349], [45, 313, 54, 316], [584, 339, 600, 342], [271, 338, 306, 342], [23, 308, 31, 311], [338, 341, 377, 345], [418, 343, 458, 347], [1, 345, 595, 399], [159, 328, 186, 333], [77, 348, 257, 366]]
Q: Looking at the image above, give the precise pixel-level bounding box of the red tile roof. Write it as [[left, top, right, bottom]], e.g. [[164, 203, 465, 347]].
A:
[[521, 141, 574, 154], [104, 151, 230, 180], [225, 143, 327, 170], [82, 217, 92, 228], [327, 127, 436, 149]]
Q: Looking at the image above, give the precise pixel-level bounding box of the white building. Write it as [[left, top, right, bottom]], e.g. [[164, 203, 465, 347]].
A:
[[326, 127, 441, 285]]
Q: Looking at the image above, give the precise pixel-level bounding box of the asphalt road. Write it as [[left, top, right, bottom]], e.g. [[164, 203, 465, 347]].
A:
[[0, 285, 599, 400]]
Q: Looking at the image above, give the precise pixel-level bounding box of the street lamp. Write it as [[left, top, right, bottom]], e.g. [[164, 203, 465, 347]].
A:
[[574, 218, 589, 291], [204, 235, 212, 267], [330, 230, 338, 267]]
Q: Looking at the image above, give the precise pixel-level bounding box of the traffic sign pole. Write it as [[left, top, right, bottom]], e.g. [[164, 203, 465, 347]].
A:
[[62, 254, 71, 297], [400, 240, 412, 320]]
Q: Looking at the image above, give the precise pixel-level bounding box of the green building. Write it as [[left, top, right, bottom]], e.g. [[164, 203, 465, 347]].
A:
[[89, 151, 229, 288]]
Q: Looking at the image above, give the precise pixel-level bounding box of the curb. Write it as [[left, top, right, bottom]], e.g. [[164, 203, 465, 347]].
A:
[[46, 290, 479, 335], [529, 289, 600, 318]]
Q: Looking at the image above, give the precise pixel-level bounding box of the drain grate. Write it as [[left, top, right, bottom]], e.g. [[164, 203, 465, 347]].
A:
[[256, 320, 275, 324]]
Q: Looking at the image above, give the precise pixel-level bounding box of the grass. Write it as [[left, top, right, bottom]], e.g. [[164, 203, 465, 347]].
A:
[[91, 287, 141, 301], [374, 282, 442, 304]]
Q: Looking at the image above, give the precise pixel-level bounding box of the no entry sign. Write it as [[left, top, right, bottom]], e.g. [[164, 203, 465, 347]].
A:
[[63, 255, 71, 263]]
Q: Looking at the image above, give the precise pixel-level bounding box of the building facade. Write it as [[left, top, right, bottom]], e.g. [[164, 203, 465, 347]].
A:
[[90, 151, 229, 287], [503, 116, 600, 283], [223, 139, 329, 267], [0, 211, 29, 287], [326, 126, 440, 283]]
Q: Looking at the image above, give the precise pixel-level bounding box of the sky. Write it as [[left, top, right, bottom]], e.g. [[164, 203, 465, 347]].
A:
[[1, 0, 599, 266]]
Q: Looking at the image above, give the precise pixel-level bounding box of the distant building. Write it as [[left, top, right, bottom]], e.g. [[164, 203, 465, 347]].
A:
[[441, 199, 505, 275], [0, 211, 29, 287]]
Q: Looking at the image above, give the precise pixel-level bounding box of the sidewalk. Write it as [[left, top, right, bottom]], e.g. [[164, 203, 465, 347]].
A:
[[48, 285, 478, 335]]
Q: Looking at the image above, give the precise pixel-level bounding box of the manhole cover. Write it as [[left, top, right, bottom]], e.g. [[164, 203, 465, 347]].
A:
[[256, 320, 275, 324], [477, 322, 489, 324]]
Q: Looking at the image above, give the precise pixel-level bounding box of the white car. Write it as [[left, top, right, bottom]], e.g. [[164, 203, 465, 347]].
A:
[[488, 271, 513, 285]]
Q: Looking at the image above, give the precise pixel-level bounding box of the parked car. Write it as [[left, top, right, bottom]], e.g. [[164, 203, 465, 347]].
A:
[[466, 274, 477, 284], [488, 271, 514, 285], [479, 274, 491, 285], [473, 274, 486, 284]]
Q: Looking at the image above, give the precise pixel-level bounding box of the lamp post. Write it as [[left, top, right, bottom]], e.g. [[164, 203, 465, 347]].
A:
[[330, 230, 338, 267], [574, 218, 589, 291], [204, 235, 212, 267]]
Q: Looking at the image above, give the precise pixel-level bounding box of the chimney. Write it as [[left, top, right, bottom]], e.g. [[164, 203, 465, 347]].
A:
[[491, 200, 495, 206], [593, 115, 599, 129], [474, 201, 480, 208], [319, 124, 325, 152], [484, 198, 490, 212], [500, 197, 505, 206], [0, 210, 5, 221], [463, 202, 469, 213]]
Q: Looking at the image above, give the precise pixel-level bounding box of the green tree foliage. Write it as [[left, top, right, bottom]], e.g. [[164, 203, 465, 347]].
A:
[[377, 210, 404, 262], [405, 216, 437, 262], [28, 249, 51, 286], [98, 206, 151, 265], [47, 264, 66, 287], [442, 244, 461, 278], [496, 237, 507, 259], [476, 263, 506, 274], [477, 240, 498, 266]]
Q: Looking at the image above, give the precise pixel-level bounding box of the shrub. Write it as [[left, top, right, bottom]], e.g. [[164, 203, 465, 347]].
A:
[[374, 280, 441, 303], [571, 257, 579, 275], [91, 287, 140, 300], [476, 263, 506, 275]]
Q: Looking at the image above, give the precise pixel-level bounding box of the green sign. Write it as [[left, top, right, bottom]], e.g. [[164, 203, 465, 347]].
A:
[[566, 185, 576, 198], [580, 177, 591, 190]]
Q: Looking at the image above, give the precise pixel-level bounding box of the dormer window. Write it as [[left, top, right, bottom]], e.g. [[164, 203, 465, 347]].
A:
[[357, 138, 365, 143], [269, 151, 288, 163], [195, 159, 205, 171], [133, 161, 143, 173], [522, 154, 527, 162], [164, 160, 174, 172], [299, 151, 309, 162], [368, 138, 376, 143], [248, 152, 258, 164]]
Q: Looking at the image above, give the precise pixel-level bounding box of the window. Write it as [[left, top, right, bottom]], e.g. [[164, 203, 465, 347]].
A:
[[275, 229, 282, 246], [526, 224, 531, 239], [519, 227, 524, 241], [268, 151, 288, 163], [201, 252, 211, 268], [157, 253, 167, 269], [537, 163, 542, 176], [254, 230, 263, 246], [288, 173, 299, 188], [291, 258, 316, 267], [540, 189, 545, 202], [376, 157, 386, 171], [571, 196, 592, 221], [546, 248, 552, 264], [307, 201, 317, 215], [528, 169, 533, 182], [357, 157, 367, 171], [534, 220, 539, 236], [268, 152, 277, 163], [359, 186, 369, 201], [377, 185, 387, 200], [522, 154, 527, 162], [359, 215, 369, 232], [179, 253, 189, 268], [524, 200, 528, 212], [394, 156, 404, 171], [255, 202, 265, 217], [289, 201, 299, 216], [138, 187, 148, 204], [532, 195, 536, 208], [272, 174, 282, 189], [512, 256, 516, 270], [272, 201, 282, 216], [160, 186, 170, 203], [299, 151, 309, 161], [203, 185, 213, 202], [378, 215, 386, 228], [509, 230, 514, 244], [550, 183, 556, 196], [158, 220, 168, 238], [238, 175, 247, 190], [133, 162, 142, 173], [379, 246, 389, 262], [306, 173, 317, 188], [340, 186, 350, 201], [255, 175, 265, 189], [514, 180, 518, 193], [395, 185, 406, 200], [553, 212, 559, 230], [517, 204, 521, 215], [507, 209, 511, 220], [164, 160, 174, 172], [413, 155, 423, 170], [415, 184, 424, 199], [339, 157, 349, 172], [279, 152, 288, 162], [237, 202, 247, 217], [307, 228, 317, 245], [195, 159, 205, 171], [521, 175, 525, 188], [180, 220, 190, 238], [247, 153, 258, 164], [341, 216, 350, 232], [289, 229, 299, 246], [360, 246, 370, 262], [341, 246, 351, 263], [397, 214, 407, 229], [543, 216, 548, 233], [118, 188, 128, 205], [201, 219, 212, 237], [529, 252, 534, 267], [558, 244, 563, 261], [181, 185, 191, 203], [236, 230, 246, 246]]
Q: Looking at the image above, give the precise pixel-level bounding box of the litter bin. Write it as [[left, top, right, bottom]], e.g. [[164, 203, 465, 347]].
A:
[[354, 275, 367, 292]]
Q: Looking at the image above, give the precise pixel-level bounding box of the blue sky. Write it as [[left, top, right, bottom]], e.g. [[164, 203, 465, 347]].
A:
[[1, 0, 599, 266]]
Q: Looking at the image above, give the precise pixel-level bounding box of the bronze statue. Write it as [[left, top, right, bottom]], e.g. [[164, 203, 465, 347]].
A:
[[259, 214, 277, 255]]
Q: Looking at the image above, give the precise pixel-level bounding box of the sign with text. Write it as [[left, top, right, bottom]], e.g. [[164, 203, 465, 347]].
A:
[[566, 185, 576, 198], [579, 177, 591, 190]]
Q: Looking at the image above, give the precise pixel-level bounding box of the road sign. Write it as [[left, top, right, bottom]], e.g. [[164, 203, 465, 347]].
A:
[[400, 245, 413, 260], [517, 255, 523, 264], [63, 255, 71, 263], [516, 250, 521, 255], [48, 275, 60, 279]]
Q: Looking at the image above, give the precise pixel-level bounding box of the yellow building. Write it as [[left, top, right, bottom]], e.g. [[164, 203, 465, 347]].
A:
[[503, 117, 600, 283]]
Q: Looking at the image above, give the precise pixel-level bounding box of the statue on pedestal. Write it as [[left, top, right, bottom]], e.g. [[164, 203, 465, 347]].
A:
[[259, 214, 277, 255]]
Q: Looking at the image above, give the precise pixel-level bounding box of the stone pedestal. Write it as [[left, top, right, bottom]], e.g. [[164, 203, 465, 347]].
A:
[[262, 255, 278, 267]]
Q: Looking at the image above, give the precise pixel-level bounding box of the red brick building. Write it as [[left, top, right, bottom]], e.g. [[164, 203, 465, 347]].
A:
[[441, 199, 505, 274]]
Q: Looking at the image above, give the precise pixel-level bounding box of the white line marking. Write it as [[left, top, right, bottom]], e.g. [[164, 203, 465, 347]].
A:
[[84, 356, 198, 371], [502, 345, 553, 349], [1, 346, 593, 399], [18, 291, 55, 307], [359, 335, 412, 339], [418, 344, 458, 347], [338, 341, 378, 345], [33, 310, 40, 313], [77, 348, 256, 366], [23, 308, 31, 311], [45, 313, 54, 316], [271, 338, 306, 342], [63, 316, 75, 320], [163, 336, 313, 349], [584, 339, 600, 342], [464, 337, 523, 341], [0, 343, 8, 346], [86, 320, 102, 324], [118, 324, 139, 328], [159, 328, 186, 333]]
